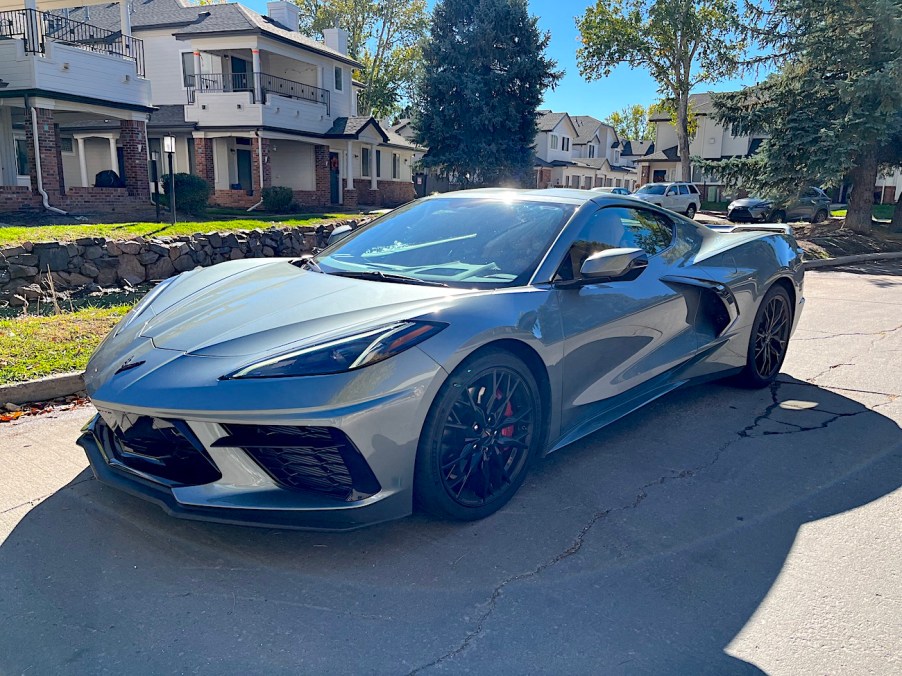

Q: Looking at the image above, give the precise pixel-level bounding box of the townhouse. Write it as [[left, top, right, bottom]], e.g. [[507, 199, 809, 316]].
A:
[[533, 111, 639, 191], [0, 0, 419, 215]]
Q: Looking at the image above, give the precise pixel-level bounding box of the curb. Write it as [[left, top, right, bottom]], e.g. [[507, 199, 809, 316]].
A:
[[803, 251, 902, 270], [0, 371, 84, 406]]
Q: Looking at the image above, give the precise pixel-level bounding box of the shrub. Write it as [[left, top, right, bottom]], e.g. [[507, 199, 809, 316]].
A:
[[262, 186, 294, 213], [161, 173, 211, 216]]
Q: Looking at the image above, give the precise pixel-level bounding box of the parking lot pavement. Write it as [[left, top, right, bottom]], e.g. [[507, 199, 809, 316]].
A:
[[1, 263, 900, 675]]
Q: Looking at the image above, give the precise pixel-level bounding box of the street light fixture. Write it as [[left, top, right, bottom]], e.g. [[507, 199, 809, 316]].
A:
[[163, 135, 176, 225]]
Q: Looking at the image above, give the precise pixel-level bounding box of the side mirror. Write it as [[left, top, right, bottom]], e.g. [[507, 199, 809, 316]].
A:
[[577, 247, 648, 283], [327, 224, 353, 245]]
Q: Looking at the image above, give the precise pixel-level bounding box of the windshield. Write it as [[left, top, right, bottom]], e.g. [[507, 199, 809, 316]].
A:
[[636, 184, 667, 195], [316, 197, 576, 288]]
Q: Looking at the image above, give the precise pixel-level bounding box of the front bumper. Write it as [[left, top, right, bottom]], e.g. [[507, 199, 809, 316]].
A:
[[727, 207, 768, 222], [78, 415, 408, 530]]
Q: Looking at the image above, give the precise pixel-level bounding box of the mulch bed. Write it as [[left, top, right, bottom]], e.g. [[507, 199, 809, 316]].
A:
[[794, 219, 902, 259]]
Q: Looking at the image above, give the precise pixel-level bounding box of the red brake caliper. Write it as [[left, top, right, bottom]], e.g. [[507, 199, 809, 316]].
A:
[[497, 389, 514, 438]]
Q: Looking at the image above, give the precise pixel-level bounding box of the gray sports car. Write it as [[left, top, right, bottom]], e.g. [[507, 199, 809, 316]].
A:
[[79, 189, 805, 530]]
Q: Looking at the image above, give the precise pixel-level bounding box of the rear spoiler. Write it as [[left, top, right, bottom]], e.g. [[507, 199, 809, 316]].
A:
[[706, 223, 793, 236]]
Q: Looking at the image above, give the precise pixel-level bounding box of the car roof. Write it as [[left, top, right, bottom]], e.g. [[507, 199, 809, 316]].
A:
[[424, 187, 614, 206]]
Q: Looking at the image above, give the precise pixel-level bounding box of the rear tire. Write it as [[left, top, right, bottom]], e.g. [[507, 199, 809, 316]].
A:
[[771, 210, 786, 223], [813, 209, 828, 223], [734, 285, 793, 389], [413, 349, 545, 521]]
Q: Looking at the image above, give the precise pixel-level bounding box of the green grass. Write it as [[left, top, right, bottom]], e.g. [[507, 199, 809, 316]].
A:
[[830, 204, 895, 221], [0, 213, 357, 247], [0, 305, 132, 385]]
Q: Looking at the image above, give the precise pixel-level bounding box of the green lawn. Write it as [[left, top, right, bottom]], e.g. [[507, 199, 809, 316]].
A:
[[0, 305, 132, 385], [830, 204, 895, 221], [0, 213, 357, 247]]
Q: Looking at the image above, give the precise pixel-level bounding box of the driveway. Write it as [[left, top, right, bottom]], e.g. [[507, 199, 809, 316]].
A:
[[1, 263, 900, 674]]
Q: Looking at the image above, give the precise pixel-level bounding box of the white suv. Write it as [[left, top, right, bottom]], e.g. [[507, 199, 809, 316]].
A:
[[632, 182, 701, 219]]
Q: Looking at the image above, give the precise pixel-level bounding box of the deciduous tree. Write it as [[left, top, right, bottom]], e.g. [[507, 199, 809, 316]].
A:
[[705, 0, 902, 233], [415, 0, 562, 186], [605, 104, 652, 141], [577, 0, 743, 181]]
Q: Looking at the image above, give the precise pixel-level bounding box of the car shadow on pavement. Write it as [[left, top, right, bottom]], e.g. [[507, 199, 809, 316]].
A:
[[1, 377, 900, 674]]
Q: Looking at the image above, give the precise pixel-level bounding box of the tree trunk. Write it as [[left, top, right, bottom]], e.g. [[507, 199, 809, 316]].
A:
[[675, 91, 692, 182], [891, 192, 902, 233], [845, 149, 878, 234]]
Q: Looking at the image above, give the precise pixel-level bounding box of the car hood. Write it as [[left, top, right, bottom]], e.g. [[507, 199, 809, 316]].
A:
[[730, 197, 771, 208], [136, 260, 473, 357]]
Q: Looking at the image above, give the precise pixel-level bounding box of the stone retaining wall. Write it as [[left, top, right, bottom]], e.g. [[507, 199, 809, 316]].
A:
[[0, 220, 363, 307]]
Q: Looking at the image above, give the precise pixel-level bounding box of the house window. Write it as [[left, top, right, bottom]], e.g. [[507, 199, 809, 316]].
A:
[[392, 152, 400, 179], [653, 169, 666, 182], [550, 135, 559, 150], [60, 137, 74, 154], [181, 52, 195, 87], [562, 137, 570, 152], [376, 149, 381, 178], [334, 66, 344, 91], [588, 144, 595, 158], [15, 138, 28, 175], [584, 176, 592, 189], [361, 147, 371, 177]]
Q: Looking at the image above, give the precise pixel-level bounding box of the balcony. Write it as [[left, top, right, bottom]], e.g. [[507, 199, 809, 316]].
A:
[[0, 8, 144, 75], [186, 72, 330, 115]]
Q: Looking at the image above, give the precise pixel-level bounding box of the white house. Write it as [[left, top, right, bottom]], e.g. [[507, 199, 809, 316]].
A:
[[28, 0, 419, 211], [0, 0, 154, 214], [533, 111, 639, 191]]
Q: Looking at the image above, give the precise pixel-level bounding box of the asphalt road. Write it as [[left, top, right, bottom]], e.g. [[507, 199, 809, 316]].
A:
[[1, 263, 900, 675]]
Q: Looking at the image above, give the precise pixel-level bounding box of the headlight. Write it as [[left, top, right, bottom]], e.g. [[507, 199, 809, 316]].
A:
[[728, 201, 737, 209], [225, 321, 447, 379]]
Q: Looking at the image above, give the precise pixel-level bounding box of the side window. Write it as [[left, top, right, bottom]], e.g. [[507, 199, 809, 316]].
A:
[[678, 184, 689, 195], [556, 207, 674, 280], [687, 184, 699, 195], [181, 52, 195, 87], [334, 66, 344, 91]]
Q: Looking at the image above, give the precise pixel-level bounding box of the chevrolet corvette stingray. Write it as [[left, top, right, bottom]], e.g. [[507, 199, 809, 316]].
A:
[[79, 189, 804, 530]]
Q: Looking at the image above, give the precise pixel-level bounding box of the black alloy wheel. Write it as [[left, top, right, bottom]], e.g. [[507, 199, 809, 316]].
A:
[[735, 285, 793, 388], [414, 350, 544, 520]]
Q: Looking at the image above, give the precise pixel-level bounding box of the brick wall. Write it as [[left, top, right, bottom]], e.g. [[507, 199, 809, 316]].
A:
[[342, 188, 358, 209], [377, 180, 416, 206], [194, 138, 215, 185], [251, 137, 271, 195], [24, 108, 64, 199], [0, 186, 40, 211], [210, 189, 258, 209], [119, 120, 150, 200], [314, 144, 331, 205], [353, 179, 382, 206]]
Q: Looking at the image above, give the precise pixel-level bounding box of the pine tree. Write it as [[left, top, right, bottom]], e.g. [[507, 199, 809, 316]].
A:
[[705, 0, 902, 234], [415, 0, 562, 186]]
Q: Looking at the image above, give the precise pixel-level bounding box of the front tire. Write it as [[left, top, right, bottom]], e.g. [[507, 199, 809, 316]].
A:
[[813, 209, 828, 223], [686, 203, 697, 219], [771, 210, 787, 223], [413, 349, 544, 521], [734, 285, 793, 388]]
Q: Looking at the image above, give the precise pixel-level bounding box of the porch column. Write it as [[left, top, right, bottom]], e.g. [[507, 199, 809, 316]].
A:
[[76, 137, 88, 187], [108, 137, 120, 176], [252, 49, 262, 102], [119, 0, 131, 52], [336, 147, 343, 205], [345, 140, 354, 189], [193, 51, 202, 89], [370, 143, 377, 190], [24, 107, 64, 198], [193, 137, 215, 185], [119, 119, 150, 199]]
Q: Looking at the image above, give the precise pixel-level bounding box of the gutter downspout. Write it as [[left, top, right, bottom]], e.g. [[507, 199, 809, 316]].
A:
[[28, 99, 67, 215], [246, 130, 264, 211]]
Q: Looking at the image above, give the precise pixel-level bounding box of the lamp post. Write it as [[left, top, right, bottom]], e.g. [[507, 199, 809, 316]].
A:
[[150, 150, 160, 222], [163, 135, 176, 225]]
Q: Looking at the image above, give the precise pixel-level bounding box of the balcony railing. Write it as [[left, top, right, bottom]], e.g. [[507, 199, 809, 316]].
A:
[[0, 8, 144, 76], [186, 72, 330, 115]]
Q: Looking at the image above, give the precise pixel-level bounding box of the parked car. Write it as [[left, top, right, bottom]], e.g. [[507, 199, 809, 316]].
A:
[[632, 182, 701, 219], [79, 189, 804, 530], [727, 187, 831, 223], [592, 186, 631, 195]]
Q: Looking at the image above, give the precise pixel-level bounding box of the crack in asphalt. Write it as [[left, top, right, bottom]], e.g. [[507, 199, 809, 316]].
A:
[[408, 378, 878, 673], [793, 323, 902, 341]]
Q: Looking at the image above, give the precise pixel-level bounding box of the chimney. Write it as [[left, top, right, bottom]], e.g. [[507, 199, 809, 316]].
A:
[[323, 25, 348, 55], [267, 1, 300, 32]]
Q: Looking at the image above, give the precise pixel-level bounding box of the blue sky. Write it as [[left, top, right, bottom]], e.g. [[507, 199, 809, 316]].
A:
[[244, 0, 767, 120]]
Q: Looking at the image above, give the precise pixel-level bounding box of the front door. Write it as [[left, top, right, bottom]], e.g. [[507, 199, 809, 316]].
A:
[[555, 206, 698, 433], [230, 56, 250, 93], [236, 149, 252, 192], [329, 152, 340, 204]]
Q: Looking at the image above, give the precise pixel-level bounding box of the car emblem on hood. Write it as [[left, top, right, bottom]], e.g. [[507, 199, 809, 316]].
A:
[[115, 357, 146, 375]]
